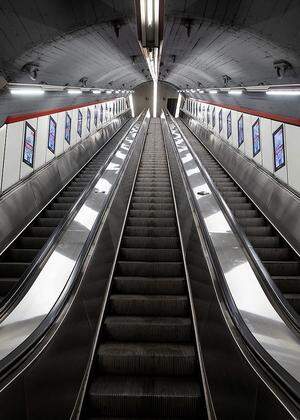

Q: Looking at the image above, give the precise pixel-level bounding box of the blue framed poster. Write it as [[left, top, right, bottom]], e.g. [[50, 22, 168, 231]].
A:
[[219, 109, 223, 133], [94, 105, 98, 127], [65, 113, 71, 144], [237, 115, 244, 147], [227, 111, 232, 139], [87, 108, 91, 132], [23, 122, 35, 167], [252, 118, 261, 157], [212, 107, 216, 128], [207, 106, 210, 125], [273, 125, 285, 171], [77, 109, 82, 137], [48, 116, 56, 153]]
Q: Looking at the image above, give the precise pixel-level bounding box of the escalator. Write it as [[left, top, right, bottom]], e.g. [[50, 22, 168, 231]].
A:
[[82, 119, 206, 419], [0, 118, 132, 300], [178, 118, 300, 315]]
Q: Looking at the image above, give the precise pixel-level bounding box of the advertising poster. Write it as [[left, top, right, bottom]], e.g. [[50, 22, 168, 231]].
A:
[[219, 109, 223, 133], [65, 113, 71, 144], [77, 110, 83, 137], [212, 107, 216, 128], [227, 111, 232, 139], [23, 122, 35, 167], [87, 108, 91, 132], [238, 115, 244, 147], [273, 125, 285, 171], [48, 116, 56, 153], [252, 118, 261, 156]]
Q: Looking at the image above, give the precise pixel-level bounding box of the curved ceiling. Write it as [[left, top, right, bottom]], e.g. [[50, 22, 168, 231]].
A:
[[161, 0, 300, 88], [1, 0, 300, 91]]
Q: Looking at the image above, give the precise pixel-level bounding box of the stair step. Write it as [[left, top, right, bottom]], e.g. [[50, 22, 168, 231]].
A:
[[35, 218, 61, 227], [119, 248, 181, 262], [97, 342, 196, 376], [122, 236, 179, 249], [113, 276, 186, 295], [129, 210, 175, 218], [0, 278, 19, 295], [264, 261, 300, 276], [117, 261, 184, 277], [255, 247, 292, 261], [272, 276, 300, 294], [0, 262, 30, 277], [109, 294, 189, 316], [249, 236, 280, 247], [237, 217, 265, 227], [124, 226, 177, 237], [2, 248, 38, 262], [104, 316, 192, 343], [127, 217, 176, 227], [88, 375, 201, 418], [16, 237, 47, 249], [130, 203, 174, 210]]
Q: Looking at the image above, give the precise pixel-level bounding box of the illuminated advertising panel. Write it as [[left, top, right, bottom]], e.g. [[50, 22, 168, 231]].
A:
[[227, 111, 232, 139], [65, 113, 71, 144], [273, 125, 285, 171], [207, 106, 210, 125], [212, 107, 216, 128], [94, 105, 98, 127], [87, 108, 91, 132], [48, 116, 56, 153], [252, 118, 261, 157], [23, 122, 35, 167], [237, 115, 244, 147], [219, 109, 223, 133], [77, 110, 83, 137]]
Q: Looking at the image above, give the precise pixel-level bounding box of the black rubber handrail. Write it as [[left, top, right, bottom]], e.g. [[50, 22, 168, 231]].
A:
[[0, 111, 149, 379], [162, 109, 300, 414]]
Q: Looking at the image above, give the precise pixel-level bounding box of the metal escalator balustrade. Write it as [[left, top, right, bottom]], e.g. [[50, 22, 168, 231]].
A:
[[163, 111, 300, 401], [0, 114, 147, 365], [0, 117, 134, 303], [82, 118, 207, 419], [178, 113, 300, 318]]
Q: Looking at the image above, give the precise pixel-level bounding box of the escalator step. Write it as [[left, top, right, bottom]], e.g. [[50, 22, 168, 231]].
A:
[[2, 248, 38, 262], [51, 202, 73, 210], [119, 248, 181, 262], [43, 210, 68, 218], [236, 217, 266, 227], [61, 191, 81, 198], [104, 316, 192, 343], [35, 218, 61, 227], [233, 210, 258, 218], [122, 236, 179, 249], [114, 276, 186, 295], [132, 196, 173, 204], [0, 278, 19, 295], [264, 261, 300, 276], [225, 197, 247, 203], [117, 261, 184, 277], [88, 375, 201, 418], [249, 236, 280, 247], [56, 196, 77, 203], [127, 217, 176, 227], [124, 226, 177, 237], [284, 294, 300, 312], [109, 294, 188, 316], [254, 247, 292, 261], [133, 191, 172, 198], [16, 237, 47, 248], [228, 203, 253, 210], [25, 226, 56, 237], [0, 262, 30, 276], [272, 276, 300, 293], [243, 226, 273, 236], [129, 210, 175, 218], [130, 203, 174, 210], [97, 342, 196, 376]]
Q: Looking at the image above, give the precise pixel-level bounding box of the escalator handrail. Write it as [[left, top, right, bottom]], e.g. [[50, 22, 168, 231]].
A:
[[0, 113, 141, 323], [0, 111, 150, 379], [170, 111, 300, 335], [162, 110, 300, 410]]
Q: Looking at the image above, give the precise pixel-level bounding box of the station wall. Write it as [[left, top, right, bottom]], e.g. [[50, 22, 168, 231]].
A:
[[0, 97, 128, 195], [182, 98, 300, 194]]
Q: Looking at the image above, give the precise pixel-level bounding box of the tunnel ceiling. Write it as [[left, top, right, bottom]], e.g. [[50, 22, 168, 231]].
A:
[[161, 0, 300, 88], [1, 0, 300, 91]]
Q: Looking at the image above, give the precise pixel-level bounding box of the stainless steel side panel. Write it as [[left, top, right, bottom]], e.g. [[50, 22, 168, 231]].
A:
[[180, 111, 300, 254], [0, 112, 131, 254]]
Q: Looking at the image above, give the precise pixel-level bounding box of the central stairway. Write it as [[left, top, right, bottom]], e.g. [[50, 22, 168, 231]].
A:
[[85, 119, 204, 419]]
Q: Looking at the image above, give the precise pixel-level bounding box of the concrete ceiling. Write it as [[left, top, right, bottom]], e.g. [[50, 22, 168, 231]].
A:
[[161, 0, 300, 88]]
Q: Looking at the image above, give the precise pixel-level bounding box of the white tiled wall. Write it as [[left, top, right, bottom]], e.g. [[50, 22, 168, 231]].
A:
[[182, 98, 300, 194], [0, 97, 128, 194]]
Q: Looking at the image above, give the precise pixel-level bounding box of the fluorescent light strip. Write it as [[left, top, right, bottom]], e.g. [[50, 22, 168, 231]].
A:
[[67, 89, 82, 95], [228, 90, 243, 95], [153, 80, 158, 118], [147, 0, 153, 26], [10, 87, 44, 96], [106, 90, 113, 94], [91, 89, 101, 94], [209, 90, 218, 94], [175, 93, 182, 118], [129, 93, 135, 118], [266, 90, 300, 96]]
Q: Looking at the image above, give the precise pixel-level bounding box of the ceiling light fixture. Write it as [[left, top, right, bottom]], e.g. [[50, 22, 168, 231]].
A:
[[209, 89, 218, 94], [266, 89, 300, 96], [228, 89, 243, 95], [10, 87, 44, 96], [91, 89, 101, 94], [67, 89, 82, 95]]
